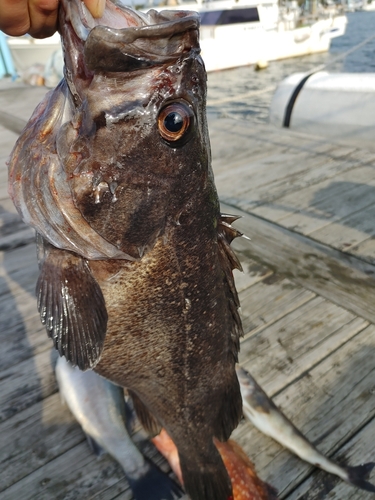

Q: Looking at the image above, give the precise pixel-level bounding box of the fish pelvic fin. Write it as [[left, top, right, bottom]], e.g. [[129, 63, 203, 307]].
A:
[[84, 433, 106, 457], [36, 236, 108, 370], [179, 445, 233, 500], [128, 459, 184, 500], [345, 462, 375, 492], [128, 390, 162, 437]]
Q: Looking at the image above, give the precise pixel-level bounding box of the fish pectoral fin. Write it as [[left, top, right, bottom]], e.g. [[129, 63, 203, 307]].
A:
[[128, 390, 162, 437], [36, 239, 108, 370]]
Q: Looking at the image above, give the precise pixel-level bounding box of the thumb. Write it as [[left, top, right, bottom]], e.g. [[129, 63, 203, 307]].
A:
[[83, 0, 106, 18]]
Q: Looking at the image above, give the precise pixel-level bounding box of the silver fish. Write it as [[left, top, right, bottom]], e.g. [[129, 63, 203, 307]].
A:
[[55, 356, 184, 499], [236, 366, 375, 492]]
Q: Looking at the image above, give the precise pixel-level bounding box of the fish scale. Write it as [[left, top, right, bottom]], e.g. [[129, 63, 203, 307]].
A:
[[8, 2, 244, 499]]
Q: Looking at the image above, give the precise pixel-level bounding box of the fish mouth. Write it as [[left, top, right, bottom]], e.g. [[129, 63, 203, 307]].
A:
[[61, 0, 149, 41], [60, 0, 200, 72]]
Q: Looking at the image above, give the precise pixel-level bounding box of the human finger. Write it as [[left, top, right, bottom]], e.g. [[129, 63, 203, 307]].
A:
[[83, 0, 105, 18], [27, 0, 59, 38], [0, 0, 31, 36]]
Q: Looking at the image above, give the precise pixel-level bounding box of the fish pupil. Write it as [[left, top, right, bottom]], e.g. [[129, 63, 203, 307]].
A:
[[164, 112, 183, 133]]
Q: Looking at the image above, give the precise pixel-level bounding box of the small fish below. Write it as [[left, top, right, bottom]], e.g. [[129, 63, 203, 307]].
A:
[[55, 357, 184, 500], [236, 366, 375, 493]]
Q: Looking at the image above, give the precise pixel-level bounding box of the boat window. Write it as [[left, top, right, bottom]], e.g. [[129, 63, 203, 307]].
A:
[[200, 7, 260, 25]]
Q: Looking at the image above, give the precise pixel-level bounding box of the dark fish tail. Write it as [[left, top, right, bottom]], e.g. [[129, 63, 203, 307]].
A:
[[345, 462, 375, 492], [179, 445, 232, 500], [265, 484, 279, 499], [129, 459, 184, 500]]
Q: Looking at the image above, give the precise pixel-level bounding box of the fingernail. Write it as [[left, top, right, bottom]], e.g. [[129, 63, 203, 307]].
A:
[[85, 0, 106, 18]]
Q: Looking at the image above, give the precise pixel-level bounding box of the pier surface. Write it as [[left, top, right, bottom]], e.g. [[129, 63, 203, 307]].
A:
[[1, 81, 375, 500]]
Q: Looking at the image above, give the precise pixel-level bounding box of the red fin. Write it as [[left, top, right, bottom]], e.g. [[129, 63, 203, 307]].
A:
[[215, 439, 278, 500]]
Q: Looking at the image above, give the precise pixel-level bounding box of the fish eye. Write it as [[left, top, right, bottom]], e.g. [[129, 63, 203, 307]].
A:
[[158, 102, 194, 145]]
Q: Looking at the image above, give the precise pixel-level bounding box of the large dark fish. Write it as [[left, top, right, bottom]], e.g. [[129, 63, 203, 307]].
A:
[[8, 1, 243, 498], [56, 356, 184, 499]]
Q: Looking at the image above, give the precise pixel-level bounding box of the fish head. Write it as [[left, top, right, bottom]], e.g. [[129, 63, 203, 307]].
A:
[[58, 0, 208, 260]]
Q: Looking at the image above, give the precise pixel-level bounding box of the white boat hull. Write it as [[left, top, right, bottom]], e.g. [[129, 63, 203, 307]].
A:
[[269, 71, 375, 151], [6, 33, 61, 73], [4, 6, 347, 75], [200, 15, 347, 72]]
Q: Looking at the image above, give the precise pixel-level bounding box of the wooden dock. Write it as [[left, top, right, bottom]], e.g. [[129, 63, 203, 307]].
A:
[[1, 81, 375, 499]]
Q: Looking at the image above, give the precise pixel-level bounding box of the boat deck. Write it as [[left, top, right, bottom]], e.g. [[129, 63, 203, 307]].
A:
[[1, 82, 375, 500]]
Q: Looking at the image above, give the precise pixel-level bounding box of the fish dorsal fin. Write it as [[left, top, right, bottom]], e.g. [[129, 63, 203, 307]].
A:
[[36, 236, 108, 370], [217, 214, 244, 361], [128, 390, 162, 437]]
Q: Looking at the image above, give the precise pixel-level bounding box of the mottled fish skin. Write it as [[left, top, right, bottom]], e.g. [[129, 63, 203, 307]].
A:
[[8, 2, 243, 499], [55, 357, 184, 500], [236, 366, 375, 493]]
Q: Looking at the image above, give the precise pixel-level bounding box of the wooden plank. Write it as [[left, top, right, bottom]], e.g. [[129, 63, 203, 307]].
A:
[[208, 118, 356, 157], [210, 121, 371, 193], [0, 441, 131, 500], [0, 243, 39, 297], [287, 417, 375, 499], [271, 178, 375, 236], [0, 315, 48, 371], [0, 110, 27, 136], [0, 393, 85, 491], [215, 148, 332, 205], [0, 392, 174, 499], [238, 275, 315, 337], [0, 348, 57, 423], [0, 210, 25, 234], [222, 201, 375, 325], [233, 257, 273, 293], [239, 298, 368, 396], [0, 227, 36, 251], [0, 196, 21, 216], [0, 124, 17, 151], [350, 237, 375, 266], [234, 324, 375, 498], [0, 85, 48, 122], [250, 165, 375, 224], [308, 201, 375, 253], [219, 158, 372, 215], [0, 242, 38, 272]]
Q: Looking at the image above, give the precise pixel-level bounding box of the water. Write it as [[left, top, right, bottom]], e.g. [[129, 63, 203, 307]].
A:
[[206, 11, 375, 123]]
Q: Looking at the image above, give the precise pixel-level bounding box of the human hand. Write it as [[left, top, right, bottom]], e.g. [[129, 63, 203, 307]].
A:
[[0, 0, 105, 38]]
